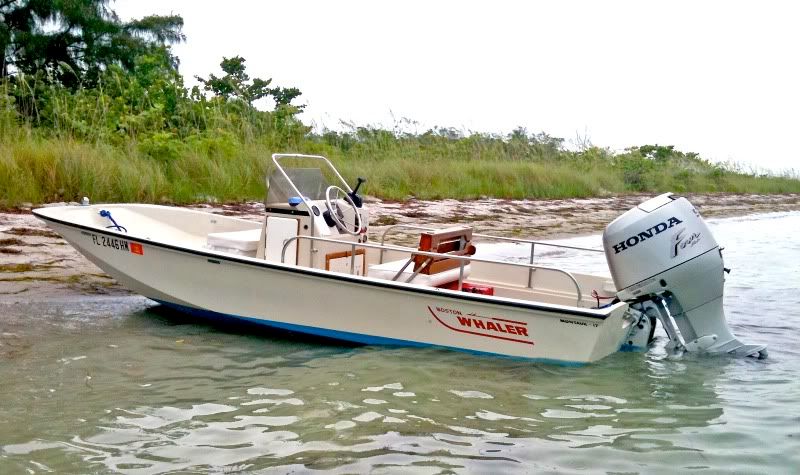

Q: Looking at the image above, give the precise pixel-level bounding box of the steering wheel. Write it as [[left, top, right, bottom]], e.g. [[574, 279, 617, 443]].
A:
[[325, 185, 363, 235]]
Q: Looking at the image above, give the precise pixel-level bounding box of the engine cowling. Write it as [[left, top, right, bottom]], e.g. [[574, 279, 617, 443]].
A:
[[602, 193, 766, 358]]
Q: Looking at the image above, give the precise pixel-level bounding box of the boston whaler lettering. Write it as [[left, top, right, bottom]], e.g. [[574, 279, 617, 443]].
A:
[[33, 154, 766, 364]]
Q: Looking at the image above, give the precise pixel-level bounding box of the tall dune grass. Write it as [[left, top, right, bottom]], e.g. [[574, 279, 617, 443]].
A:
[[1, 69, 799, 207], [2, 125, 799, 208]]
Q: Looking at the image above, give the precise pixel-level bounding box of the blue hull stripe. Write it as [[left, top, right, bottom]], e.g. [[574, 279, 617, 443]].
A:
[[153, 300, 587, 366]]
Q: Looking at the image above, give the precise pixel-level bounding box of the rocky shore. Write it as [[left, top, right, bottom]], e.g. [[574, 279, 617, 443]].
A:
[[2, 193, 799, 301]]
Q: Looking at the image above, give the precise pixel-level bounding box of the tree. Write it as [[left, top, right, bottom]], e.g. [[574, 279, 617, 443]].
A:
[[0, 0, 184, 88], [635, 144, 676, 161], [271, 85, 302, 108], [195, 56, 270, 104], [196, 55, 303, 109]]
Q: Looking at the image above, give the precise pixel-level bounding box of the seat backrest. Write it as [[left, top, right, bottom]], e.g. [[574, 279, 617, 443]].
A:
[[413, 226, 476, 275]]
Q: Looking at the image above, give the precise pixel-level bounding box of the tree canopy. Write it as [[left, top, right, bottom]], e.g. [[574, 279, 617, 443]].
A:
[[196, 56, 303, 109], [0, 0, 185, 87]]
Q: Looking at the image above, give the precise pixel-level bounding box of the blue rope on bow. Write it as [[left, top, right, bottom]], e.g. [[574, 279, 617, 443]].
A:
[[99, 209, 127, 233]]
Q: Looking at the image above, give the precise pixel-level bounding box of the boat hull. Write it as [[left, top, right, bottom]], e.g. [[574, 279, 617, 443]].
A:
[[36, 212, 632, 365]]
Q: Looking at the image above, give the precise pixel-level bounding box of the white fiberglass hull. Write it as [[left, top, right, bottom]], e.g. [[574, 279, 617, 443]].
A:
[[35, 206, 633, 365]]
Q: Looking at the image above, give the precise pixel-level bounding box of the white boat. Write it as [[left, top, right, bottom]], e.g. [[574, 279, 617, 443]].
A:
[[33, 154, 766, 365]]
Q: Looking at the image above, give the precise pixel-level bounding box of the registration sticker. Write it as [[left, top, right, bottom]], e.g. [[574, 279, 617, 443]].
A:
[[90, 233, 142, 256]]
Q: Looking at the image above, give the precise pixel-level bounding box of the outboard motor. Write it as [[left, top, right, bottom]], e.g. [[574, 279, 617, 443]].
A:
[[603, 193, 767, 358]]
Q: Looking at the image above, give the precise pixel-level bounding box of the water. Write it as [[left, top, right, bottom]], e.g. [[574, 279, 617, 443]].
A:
[[1, 212, 799, 474]]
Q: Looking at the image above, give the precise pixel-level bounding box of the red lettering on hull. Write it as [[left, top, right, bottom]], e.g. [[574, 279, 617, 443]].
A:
[[429, 306, 534, 345]]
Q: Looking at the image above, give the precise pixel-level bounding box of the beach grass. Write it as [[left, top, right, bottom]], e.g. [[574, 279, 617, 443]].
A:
[[1, 69, 798, 207], [2, 125, 799, 208]]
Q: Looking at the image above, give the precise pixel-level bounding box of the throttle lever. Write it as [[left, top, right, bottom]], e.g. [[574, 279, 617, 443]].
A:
[[349, 177, 366, 208]]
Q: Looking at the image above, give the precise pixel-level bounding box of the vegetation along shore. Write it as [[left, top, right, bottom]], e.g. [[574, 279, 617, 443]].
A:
[[1, 1, 799, 208]]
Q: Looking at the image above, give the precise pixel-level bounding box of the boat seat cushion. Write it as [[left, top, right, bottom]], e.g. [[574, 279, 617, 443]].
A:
[[368, 258, 471, 287], [207, 228, 262, 253]]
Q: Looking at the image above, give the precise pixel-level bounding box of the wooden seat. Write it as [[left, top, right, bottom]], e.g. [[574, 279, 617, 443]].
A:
[[413, 226, 476, 275], [375, 226, 477, 285]]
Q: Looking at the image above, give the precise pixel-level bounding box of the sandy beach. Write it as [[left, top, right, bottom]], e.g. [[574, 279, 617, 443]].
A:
[[2, 193, 798, 301]]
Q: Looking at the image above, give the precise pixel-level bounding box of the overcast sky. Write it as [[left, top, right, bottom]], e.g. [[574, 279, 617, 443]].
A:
[[115, 0, 799, 172]]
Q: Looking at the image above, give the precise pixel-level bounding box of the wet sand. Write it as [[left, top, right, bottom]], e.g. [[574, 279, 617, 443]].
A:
[[2, 193, 798, 301]]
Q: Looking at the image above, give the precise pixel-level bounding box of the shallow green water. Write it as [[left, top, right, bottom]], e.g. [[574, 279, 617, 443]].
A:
[[1, 212, 798, 474]]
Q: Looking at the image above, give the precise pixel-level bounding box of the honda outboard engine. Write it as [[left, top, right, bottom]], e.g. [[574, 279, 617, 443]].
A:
[[603, 193, 766, 358]]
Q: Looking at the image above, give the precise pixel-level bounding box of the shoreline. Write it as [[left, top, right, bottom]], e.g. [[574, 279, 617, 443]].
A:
[[2, 193, 799, 301]]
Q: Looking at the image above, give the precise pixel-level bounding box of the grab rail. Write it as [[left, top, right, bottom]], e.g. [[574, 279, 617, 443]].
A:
[[378, 223, 604, 252], [377, 223, 604, 288], [280, 235, 585, 307]]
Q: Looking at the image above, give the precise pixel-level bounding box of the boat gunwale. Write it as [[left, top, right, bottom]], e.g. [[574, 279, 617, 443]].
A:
[[33, 207, 623, 321]]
